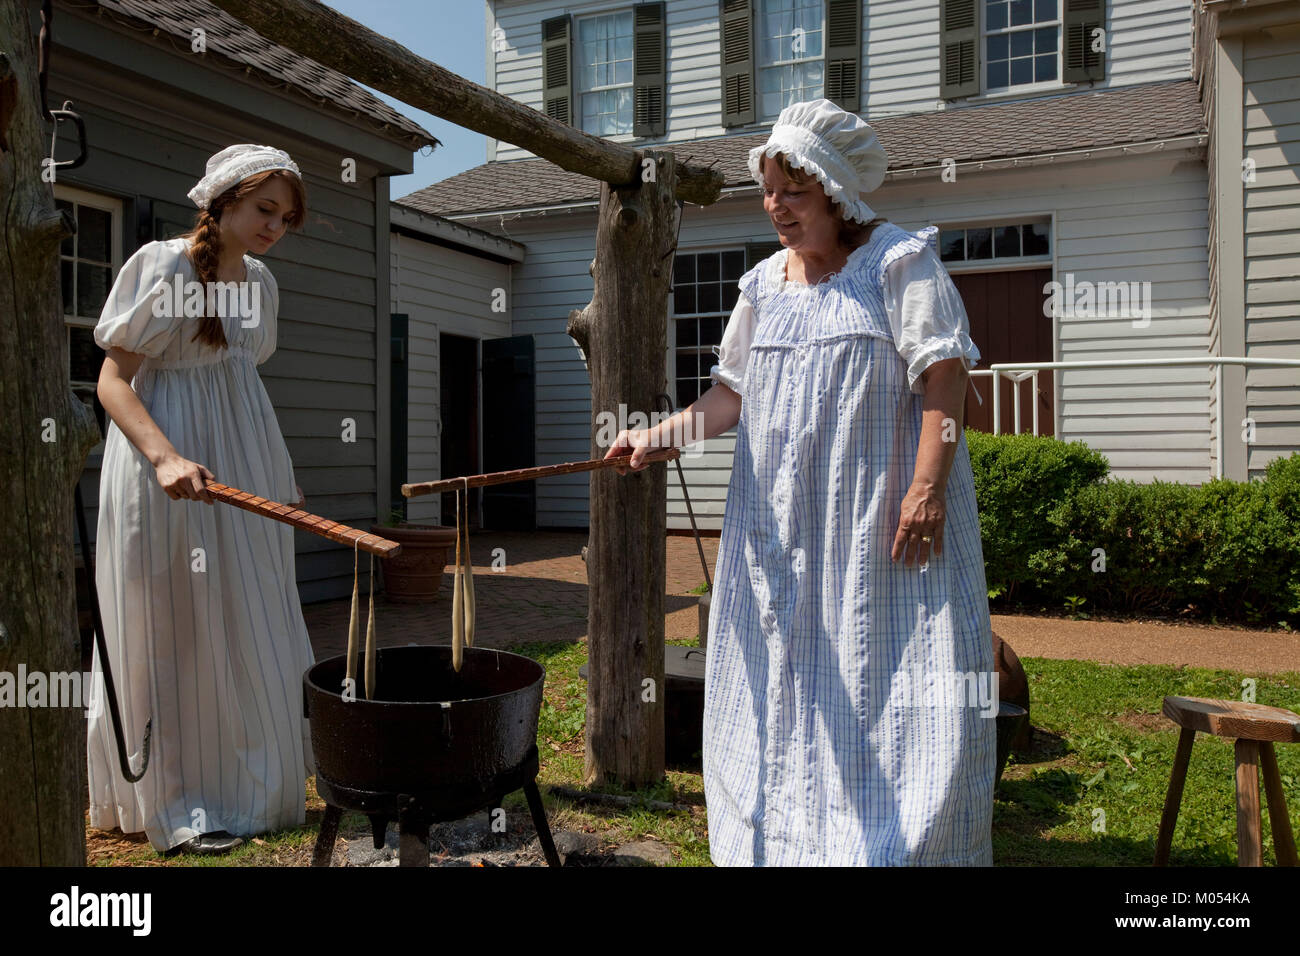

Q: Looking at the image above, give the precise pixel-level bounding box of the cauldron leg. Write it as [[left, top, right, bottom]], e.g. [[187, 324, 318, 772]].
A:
[[313, 804, 343, 867], [523, 779, 561, 867], [398, 797, 429, 867], [368, 813, 388, 850]]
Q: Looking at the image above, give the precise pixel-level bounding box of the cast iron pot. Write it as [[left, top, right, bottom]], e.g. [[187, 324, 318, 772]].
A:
[[303, 645, 544, 819]]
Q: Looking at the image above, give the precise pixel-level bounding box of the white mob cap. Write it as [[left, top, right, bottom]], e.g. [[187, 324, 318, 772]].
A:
[[187, 144, 301, 210], [748, 99, 888, 224]]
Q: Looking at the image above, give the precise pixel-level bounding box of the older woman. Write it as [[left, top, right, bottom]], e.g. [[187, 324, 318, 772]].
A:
[[605, 99, 997, 865]]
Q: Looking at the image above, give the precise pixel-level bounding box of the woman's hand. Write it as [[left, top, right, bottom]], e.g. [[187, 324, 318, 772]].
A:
[[892, 482, 945, 566], [291, 484, 305, 508], [155, 453, 216, 504], [602, 428, 652, 475]]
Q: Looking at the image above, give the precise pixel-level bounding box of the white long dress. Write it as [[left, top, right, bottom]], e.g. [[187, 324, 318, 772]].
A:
[[87, 237, 315, 851]]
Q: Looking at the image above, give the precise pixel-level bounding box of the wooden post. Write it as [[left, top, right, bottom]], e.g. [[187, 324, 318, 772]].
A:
[[0, 0, 103, 865], [567, 150, 678, 786]]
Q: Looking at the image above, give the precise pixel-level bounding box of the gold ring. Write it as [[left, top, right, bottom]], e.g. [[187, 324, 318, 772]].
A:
[[921, 535, 933, 543]]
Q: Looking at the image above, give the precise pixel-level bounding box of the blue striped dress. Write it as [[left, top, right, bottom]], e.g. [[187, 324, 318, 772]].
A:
[[703, 222, 997, 866]]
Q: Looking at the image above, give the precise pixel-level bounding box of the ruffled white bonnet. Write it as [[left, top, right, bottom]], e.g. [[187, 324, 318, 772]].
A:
[[747, 99, 888, 224], [188, 144, 302, 210]]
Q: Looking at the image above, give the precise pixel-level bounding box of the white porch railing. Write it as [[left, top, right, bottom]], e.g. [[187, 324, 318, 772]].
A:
[[969, 357, 1300, 479]]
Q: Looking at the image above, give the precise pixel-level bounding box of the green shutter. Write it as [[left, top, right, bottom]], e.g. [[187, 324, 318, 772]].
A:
[[1063, 0, 1105, 82], [542, 15, 573, 125], [825, 0, 861, 112], [634, 2, 667, 137], [939, 0, 978, 99], [720, 0, 755, 128], [747, 241, 784, 269]]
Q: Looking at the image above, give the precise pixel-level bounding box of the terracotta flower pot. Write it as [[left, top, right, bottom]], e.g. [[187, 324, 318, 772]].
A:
[[369, 523, 458, 603]]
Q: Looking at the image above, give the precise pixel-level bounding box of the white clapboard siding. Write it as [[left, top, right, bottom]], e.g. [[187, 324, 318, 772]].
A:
[[1243, 28, 1300, 478], [480, 147, 1211, 530], [883, 152, 1211, 481], [391, 231, 514, 523], [490, 0, 1194, 161]]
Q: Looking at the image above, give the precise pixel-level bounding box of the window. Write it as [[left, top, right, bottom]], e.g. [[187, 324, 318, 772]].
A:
[[984, 0, 1060, 91], [54, 187, 121, 422], [577, 11, 634, 136], [939, 220, 1051, 264], [671, 249, 745, 406], [757, 0, 824, 120]]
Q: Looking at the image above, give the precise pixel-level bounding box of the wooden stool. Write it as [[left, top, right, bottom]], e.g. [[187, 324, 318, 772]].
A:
[[1155, 696, 1300, 866]]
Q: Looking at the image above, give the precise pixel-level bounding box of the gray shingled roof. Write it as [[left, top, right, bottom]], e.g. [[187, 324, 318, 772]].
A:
[[91, 0, 438, 149], [399, 80, 1203, 217]]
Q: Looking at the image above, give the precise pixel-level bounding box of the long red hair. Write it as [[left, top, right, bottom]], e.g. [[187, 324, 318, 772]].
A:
[[179, 169, 308, 349]]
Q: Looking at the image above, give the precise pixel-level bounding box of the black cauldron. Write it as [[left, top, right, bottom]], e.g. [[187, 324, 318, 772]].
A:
[[303, 645, 559, 866]]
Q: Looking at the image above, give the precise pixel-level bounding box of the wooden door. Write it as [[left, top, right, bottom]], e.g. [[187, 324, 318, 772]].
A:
[[950, 268, 1055, 437]]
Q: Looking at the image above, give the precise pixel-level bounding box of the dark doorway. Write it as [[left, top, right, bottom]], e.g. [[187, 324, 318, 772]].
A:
[[950, 268, 1055, 437], [440, 333, 480, 528], [481, 335, 536, 530]]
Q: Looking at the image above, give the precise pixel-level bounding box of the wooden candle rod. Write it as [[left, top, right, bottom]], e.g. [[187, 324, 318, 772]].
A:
[[402, 447, 681, 498], [204, 481, 403, 557]]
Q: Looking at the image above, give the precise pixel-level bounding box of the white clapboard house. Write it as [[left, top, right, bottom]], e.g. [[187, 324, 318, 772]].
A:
[[396, 0, 1299, 533]]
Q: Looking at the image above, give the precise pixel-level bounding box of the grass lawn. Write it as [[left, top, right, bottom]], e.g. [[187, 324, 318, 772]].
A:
[[86, 642, 1300, 866]]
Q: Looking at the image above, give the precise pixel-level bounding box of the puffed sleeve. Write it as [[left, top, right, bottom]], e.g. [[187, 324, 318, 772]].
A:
[[253, 259, 279, 365], [708, 292, 756, 396], [93, 241, 188, 358], [882, 244, 981, 395]]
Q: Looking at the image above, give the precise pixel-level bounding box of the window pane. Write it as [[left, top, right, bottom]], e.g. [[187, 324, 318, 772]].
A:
[[1010, 0, 1033, 26], [1036, 25, 1058, 53], [77, 263, 112, 318], [1022, 223, 1050, 256], [1010, 30, 1033, 58], [1034, 0, 1056, 19], [698, 283, 720, 314], [77, 205, 113, 264], [986, 0, 1007, 30], [700, 316, 724, 344], [674, 285, 696, 315], [722, 283, 740, 311], [69, 326, 103, 385], [57, 199, 74, 257], [677, 378, 699, 406], [698, 253, 720, 282], [967, 228, 992, 259], [721, 250, 746, 280], [939, 230, 966, 262], [987, 33, 1009, 61], [675, 255, 696, 283], [676, 352, 696, 381], [1010, 57, 1033, 85], [1035, 54, 1056, 82], [986, 60, 1008, 88], [994, 225, 1021, 257], [678, 317, 699, 346], [61, 259, 73, 315]]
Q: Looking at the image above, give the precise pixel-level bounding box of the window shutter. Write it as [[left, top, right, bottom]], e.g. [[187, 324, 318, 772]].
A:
[[825, 0, 861, 112], [1063, 0, 1105, 83], [746, 241, 784, 269], [542, 15, 573, 125], [720, 0, 755, 128], [939, 0, 978, 99], [634, 3, 667, 137]]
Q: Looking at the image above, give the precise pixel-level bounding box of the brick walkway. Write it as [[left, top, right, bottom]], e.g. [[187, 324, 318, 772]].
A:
[[303, 530, 719, 661]]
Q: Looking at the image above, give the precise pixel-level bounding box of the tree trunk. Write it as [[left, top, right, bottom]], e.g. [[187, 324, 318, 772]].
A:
[[203, 0, 724, 206], [0, 0, 102, 865], [567, 150, 678, 787]]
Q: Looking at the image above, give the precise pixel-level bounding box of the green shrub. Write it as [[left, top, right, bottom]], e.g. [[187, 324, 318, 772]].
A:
[[965, 430, 1109, 601]]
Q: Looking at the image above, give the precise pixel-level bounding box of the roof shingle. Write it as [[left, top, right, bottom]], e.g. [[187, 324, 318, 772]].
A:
[[87, 0, 438, 148], [400, 80, 1204, 217]]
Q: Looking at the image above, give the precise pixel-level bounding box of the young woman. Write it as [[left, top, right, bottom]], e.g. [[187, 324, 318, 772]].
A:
[[88, 145, 315, 855], [606, 100, 997, 865]]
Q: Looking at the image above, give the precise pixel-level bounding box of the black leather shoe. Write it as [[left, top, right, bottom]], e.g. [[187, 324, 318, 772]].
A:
[[174, 830, 244, 856]]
